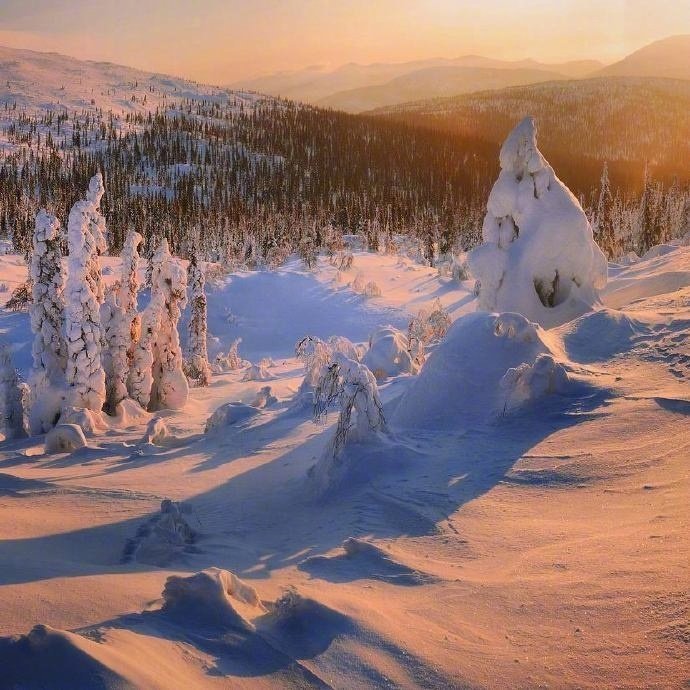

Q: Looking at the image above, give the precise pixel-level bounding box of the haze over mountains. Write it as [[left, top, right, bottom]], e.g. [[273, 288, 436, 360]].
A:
[[232, 35, 690, 113]]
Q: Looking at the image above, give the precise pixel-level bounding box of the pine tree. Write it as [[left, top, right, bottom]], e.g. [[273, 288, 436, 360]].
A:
[[29, 210, 66, 431], [594, 162, 617, 258], [64, 176, 107, 412], [186, 253, 211, 386], [0, 345, 29, 439]]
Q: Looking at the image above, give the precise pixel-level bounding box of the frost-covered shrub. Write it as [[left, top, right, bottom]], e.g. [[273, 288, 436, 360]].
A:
[[407, 298, 451, 365], [331, 251, 353, 271], [352, 273, 365, 292], [468, 118, 607, 328], [310, 353, 386, 490], [294, 335, 359, 405], [451, 257, 470, 282], [313, 355, 386, 444], [364, 280, 382, 297], [29, 210, 66, 432], [213, 338, 244, 373], [363, 326, 418, 379], [185, 255, 211, 387], [64, 176, 107, 412]]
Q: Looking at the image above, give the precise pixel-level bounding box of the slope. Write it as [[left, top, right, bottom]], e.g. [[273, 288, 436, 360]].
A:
[[0, 241, 688, 687], [596, 34, 690, 81]]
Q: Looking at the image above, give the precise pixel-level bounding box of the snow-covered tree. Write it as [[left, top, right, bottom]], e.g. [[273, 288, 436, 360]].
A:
[[594, 162, 617, 259], [29, 210, 66, 431], [84, 173, 108, 304], [468, 117, 607, 328], [185, 254, 211, 386], [130, 239, 188, 410], [313, 353, 386, 457], [100, 229, 143, 412], [64, 177, 107, 412], [0, 345, 29, 439]]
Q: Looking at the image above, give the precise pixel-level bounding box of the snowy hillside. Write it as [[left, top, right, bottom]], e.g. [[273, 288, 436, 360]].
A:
[[0, 45, 252, 115], [0, 235, 688, 687]]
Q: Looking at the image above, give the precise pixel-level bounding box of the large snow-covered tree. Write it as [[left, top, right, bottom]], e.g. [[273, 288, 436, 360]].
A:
[[130, 239, 188, 410], [102, 230, 143, 412], [468, 117, 608, 328], [185, 254, 211, 386], [64, 175, 108, 411], [29, 210, 66, 431]]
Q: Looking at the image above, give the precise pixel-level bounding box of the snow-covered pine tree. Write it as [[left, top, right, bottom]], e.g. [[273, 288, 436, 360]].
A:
[[0, 345, 29, 439], [84, 173, 108, 304], [594, 163, 617, 259], [130, 239, 188, 410], [64, 177, 107, 412], [186, 253, 211, 386], [29, 210, 66, 431]]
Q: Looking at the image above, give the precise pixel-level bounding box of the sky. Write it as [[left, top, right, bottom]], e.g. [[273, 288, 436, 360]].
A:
[[0, 0, 688, 83]]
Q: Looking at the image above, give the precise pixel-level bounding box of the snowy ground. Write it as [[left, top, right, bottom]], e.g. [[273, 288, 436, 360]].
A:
[[0, 246, 688, 688]]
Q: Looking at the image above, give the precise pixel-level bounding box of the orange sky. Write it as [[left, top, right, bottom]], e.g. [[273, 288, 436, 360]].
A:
[[0, 1, 688, 83]]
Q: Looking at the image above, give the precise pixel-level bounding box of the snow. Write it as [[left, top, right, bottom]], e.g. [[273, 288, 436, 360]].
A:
[[393, 311, 569, 430], [44, 423, 88, 454], [468, 117, 608, 328], [362, 325, 418, 379], [0, 243, 688, 688]]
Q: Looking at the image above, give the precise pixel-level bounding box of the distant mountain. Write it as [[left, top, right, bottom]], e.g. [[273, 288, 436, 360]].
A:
[[231, 56, 602, 106], [316, 65, 568, 113], [596, 35, 690, 81]]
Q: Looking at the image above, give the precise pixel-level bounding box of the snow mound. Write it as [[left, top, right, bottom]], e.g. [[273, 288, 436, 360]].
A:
[[468, 117, 607, 328], [45, 423, 88, 454], [112, 398, 150, 427], [59, 406, 106, 437], [123, 499, 196, 566], [500, 354, 570, 413], [263, 588, 355, 658], [205, 402, 259, 434], [161, 568, 265, 630], [251, 386, 278, 408], [393, 311, 569, 430], [0, 624, 128, 690], [242, 362, 274, 381], [300, 537, 438, 586], [141, 417, 170, 446], [561, 308, 645, 363], [362, 326, 418, 379]]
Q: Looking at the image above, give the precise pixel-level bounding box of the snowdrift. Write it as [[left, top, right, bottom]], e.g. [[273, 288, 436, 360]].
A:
[[161, 567, 265, 630], [362, 326, 418, 379], [468, 117, 607, 328], [393, 311, 571, 430]]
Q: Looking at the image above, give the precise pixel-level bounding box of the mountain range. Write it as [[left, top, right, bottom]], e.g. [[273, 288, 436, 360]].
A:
[[232, 35, 690, 113]]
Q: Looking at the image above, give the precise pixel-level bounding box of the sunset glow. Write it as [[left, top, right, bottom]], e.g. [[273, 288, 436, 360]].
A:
[[0, 0, 689, 81]]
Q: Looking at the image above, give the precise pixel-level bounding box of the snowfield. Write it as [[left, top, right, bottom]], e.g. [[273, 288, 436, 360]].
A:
[[0, 238, 688, 688]]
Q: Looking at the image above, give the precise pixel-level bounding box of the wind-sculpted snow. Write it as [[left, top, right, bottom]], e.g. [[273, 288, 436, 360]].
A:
[[393, 311, 571, 430]]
